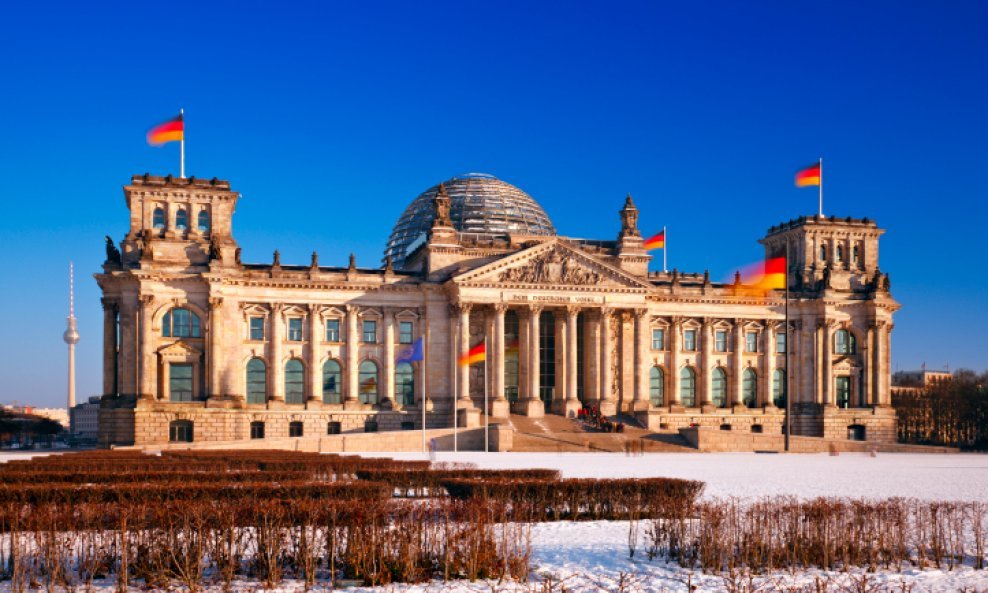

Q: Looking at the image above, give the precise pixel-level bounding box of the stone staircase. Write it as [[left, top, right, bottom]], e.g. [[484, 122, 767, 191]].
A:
[[505, 413, 694, 453]]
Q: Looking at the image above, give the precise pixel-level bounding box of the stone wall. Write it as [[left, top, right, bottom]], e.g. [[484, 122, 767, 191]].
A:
[[679, 426, 954, 453]]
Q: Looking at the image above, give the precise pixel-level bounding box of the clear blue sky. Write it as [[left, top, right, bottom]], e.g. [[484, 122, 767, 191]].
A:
[[1, 1, 985, 408]]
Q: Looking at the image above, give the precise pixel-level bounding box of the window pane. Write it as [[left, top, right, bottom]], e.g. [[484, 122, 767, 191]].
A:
[[363, 320, 377, 343], [175, 209, 188, 230], [680, 368, 695, 407], [250, 317, 264, 340], [169, 364, 193, 402], [359, 360, 378, 404], [684, 330, 696, 351], [197, 210, 210, 232], [325, 319, 340, 342], [742, 369, 757, 407], [399, 321, 413, 344], [323, 360, 342, 404], [835, 376, 851, 408], [776, 331, 786, 354], [250, 421, 265, 439], [746, 332, 757, 353], [715, 330, 727, 352], [153, 207, 166, 229], [288, 318, 303, 341], [651, 329, 664, 350], [246, 359, 266, 404], [773, 369, 787, 408], [712, 368, 727, 408], [162, 311, 172, 337], [649, 366, 664, 406], [395, 362, 414, 405], [285, 360, 304, 404]]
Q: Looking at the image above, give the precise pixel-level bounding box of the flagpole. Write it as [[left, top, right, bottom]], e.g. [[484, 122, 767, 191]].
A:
[[179, 108, 185, 179], [817, 157, 823, 217], [453, 331, 458, 453], [421, 337, 427, 454], [784, 238, 791, 452], [484, 334, 489, 453], [663, 226, 667, 273]]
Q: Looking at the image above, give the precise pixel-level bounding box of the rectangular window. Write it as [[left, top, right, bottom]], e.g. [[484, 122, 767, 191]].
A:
[[651, 328, 665, 350], [325, 319, 340, 342], [363, 320, 377, 343], [249, 316, 265, 340], [169, 364, 193, 402], [715, 330, 728, 352], [288, 318, 303, 341], [745, 331, 758, 353], [399, 321, 413, 344], [776, 331, 787, 354], [683, 329, 697, 351]]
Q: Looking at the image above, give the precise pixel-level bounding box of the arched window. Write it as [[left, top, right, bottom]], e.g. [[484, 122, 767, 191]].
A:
[[285, 359, 305, 404], [197, 210, 210, 232], [322, 360, 342, 404], [836, 245, 843, 262], [680, 367, 696, 408], [162, 308, 201, 338], [773, 369, 787, 408], [711, 367, 727, 408], [175, 208, 188, 230], [852, 245, 860, 265], [395, 362, 414, 406], [246, 358, 267, 404], [649, 366, 664, 407], [153, 207, 166, 229], [358, 360, 379, 404], [820, 245, 827, 262], [834, 329, 856, 354], [169, 420, 193, 442], [742, 368, 758, 408]]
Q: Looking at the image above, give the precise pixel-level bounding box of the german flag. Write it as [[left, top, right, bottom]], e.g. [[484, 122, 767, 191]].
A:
[[458, 341, 486, 366], [738, 256, 786, 292], [795, 162, 821, 187], [147, 114, 184, 146], [643, 230, 665, 250]]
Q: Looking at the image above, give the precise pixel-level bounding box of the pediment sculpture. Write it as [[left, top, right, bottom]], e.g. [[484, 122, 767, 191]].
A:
[[499, 248, 603, 285]]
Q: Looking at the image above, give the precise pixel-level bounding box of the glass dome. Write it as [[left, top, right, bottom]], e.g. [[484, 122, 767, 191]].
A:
[[385, 173, 556, 269]]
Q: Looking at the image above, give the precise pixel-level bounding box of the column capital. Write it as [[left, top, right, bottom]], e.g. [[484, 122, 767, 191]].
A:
[[634, 307, 648, 319], [566, 304, 581, 318], [345, 303, 359, 315], [600, 306, 614, 318], [101, 297, 119, 311], [271, 302, 285, 315], [307, 302, 321, 315], [669, 314, 682, 326], [209, 297, 224, 310], [494, 303, 509, 314], [140, 294, 155, 307], [529, 304, 545, 316]]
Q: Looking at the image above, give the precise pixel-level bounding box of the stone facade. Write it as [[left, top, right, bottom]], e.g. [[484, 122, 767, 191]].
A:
[[95, 174, 900, 447]]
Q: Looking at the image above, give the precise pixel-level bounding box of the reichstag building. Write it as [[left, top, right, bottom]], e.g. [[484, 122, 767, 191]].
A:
[[96, 172, 899, 446]]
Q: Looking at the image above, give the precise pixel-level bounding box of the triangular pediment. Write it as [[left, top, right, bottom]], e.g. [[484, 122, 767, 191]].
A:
[[452, 239, 651, 290], [157, 341, 202, 357]]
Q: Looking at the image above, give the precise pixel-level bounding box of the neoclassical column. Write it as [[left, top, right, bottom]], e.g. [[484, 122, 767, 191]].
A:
[[731, 319, 744, 407], [699, 318, 714, 408], [585, 311, 600, 405], [101, 298, 118, 396], [457, 303, 473, 404], [307, 304, 321, 403], [633, 308, 649, 411], [139, 294, 155, 399], [269, 303, 285, 402], [813, 321, 824, 405], [875, 320, 892, 406], [763, 321, 776, 408], [822, 321, 834, 407], [553, 309, 567, 410], [669, 316, 682, 406], [345, 305, 360, 404], [493, 304, 507, 402], [528, 305, 543, 404], [382, 308, 395, 409], [864, 324, 875, 407], [598, 307, 616, 414], [208, 297, 224, 399], [518, 308, 530, 401], [566, 306, 580, 411]]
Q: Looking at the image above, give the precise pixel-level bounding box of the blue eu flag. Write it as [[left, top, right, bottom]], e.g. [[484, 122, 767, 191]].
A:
[[396, 337, 424, 363]]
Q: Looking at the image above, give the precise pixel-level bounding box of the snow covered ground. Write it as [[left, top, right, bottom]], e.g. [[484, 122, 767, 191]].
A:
[[2, 451, 986, 591], [363, 451, 988, 502]]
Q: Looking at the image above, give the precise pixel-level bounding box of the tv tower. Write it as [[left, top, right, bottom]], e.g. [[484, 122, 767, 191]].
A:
[[62, 262, 80, 409]]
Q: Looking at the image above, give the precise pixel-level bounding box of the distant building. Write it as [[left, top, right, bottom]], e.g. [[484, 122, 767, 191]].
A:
[[96, 173, 900, 447], [3, 406, 69, 428], [70, 396, 101, 440], [892, 370, 952, 396]]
